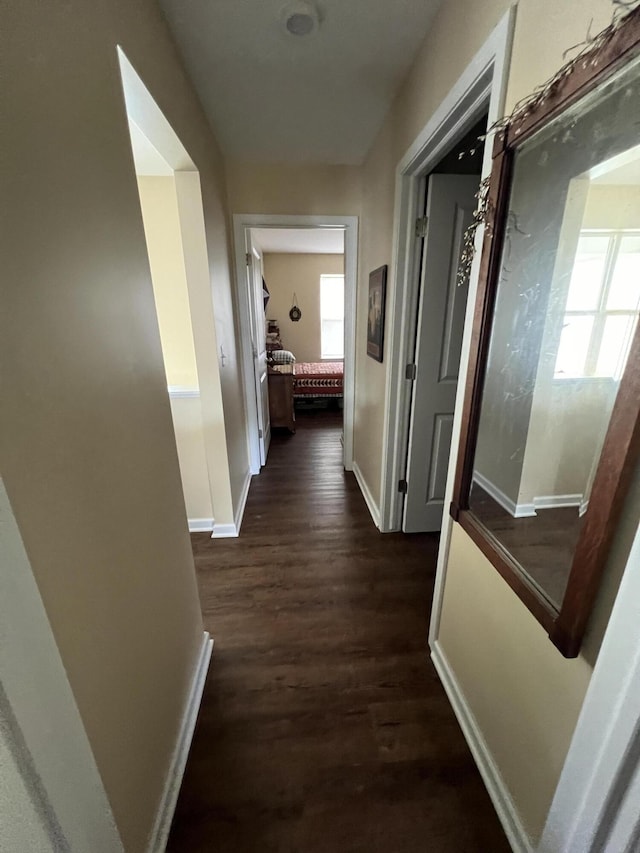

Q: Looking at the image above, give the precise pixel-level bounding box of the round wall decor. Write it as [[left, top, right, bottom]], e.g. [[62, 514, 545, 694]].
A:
[[289, 292, 302, 321]]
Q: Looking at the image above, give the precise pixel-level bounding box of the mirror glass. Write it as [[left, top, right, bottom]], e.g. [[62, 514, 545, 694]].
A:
[[469, 55, 640, 610]]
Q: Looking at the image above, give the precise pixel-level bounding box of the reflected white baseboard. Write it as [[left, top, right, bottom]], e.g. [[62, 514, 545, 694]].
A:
[[472, 471, 536, 519], [533, 494, 582, 511]]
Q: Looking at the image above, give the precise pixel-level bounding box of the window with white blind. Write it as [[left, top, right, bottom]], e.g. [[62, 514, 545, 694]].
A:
[[320, 274, 345, 359], [554, 230, 640, 380]]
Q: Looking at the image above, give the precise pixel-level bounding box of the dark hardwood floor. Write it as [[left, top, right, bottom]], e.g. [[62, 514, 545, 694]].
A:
[[167, 409, 510, 852]]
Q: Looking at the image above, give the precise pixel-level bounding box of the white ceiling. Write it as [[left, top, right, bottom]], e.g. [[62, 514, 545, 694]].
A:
[[158, 0, 443, 165], [252, 227, 344, 253]]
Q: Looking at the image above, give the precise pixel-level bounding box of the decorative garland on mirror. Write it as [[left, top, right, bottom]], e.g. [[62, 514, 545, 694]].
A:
[[456, 0, 640, 288]]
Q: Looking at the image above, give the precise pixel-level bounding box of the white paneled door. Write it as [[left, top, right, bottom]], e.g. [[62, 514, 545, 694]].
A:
[[403, 174, 479, 532]]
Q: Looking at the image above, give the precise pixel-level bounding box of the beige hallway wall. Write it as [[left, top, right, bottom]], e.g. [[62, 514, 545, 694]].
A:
[[225, 161, 362, 216], [3, 1, 245, 849], [353, 0, 634, 845]]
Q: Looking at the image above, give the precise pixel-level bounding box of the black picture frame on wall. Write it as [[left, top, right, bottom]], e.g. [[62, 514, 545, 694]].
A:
[[366, 265, 387, 362]]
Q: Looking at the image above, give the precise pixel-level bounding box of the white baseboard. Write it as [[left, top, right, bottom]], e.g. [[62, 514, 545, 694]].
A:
[[472, 471, 536, 519], [353, 460, 381, 529], [188, 517, 215, 533], [234, 470, 252, 534], [430, 642, 532, 853], [533, 493, 582, 511], [209, 471, 252, 539], [147, 632, 213, 853], [210, 522, 238, 538]]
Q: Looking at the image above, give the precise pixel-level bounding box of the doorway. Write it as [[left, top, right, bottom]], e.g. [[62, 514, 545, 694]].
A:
[[118, 48, 236, 536], [379, 11, 514, 541], [403, 116, 487, 533], [251, 227, 346, 459], [233, 215, 358, 474]]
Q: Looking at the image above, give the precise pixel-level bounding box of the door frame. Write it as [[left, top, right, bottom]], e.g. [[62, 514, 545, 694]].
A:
[[538, 519, 640, 851], [379, 8, 515, 537], [246, 235, 270, 466], [233, 214, 358, 474]]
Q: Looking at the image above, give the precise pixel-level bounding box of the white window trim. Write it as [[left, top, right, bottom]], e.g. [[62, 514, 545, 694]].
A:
[[320, 273, 345, 360]]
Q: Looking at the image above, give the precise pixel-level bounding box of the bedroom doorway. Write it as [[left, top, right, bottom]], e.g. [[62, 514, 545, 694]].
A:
[[233, 215, 358, 475], [253, 227, 345, 452]]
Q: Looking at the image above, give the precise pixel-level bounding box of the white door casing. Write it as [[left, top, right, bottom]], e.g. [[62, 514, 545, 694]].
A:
[[403, 174, 480, 533], [246, 234, 271, 466], [233, 214, 358, 476], [379, 8, 515, 536]]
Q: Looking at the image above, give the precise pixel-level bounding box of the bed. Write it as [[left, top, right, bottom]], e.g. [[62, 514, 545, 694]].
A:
[[293, 362, 344, 399]]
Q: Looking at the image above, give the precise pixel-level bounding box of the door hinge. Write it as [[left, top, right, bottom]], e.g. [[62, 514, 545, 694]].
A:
[[246, 252, 252, 266], [258, 428, 263, 439], [405, 363, 417, 381], [415, 216, 428, 238], [398, 478, 408, 494]]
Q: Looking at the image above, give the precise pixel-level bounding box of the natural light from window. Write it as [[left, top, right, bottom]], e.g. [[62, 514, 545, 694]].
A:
[[554, 230, 640, 380], [320, 274, 345, 359]]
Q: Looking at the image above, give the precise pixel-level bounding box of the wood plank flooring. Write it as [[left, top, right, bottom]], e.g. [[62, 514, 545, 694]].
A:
[[167, 410, 510, 853]]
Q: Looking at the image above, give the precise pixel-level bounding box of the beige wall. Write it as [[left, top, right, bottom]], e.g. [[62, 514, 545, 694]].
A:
[[137, 177, 200, 389], [3, 2, 245, 850], [440, 527, 592, 840], [583, 183, 640, 229], [226, 161, 362, 215], [352, 0, 629, 846], [263, 253, 344, 363]]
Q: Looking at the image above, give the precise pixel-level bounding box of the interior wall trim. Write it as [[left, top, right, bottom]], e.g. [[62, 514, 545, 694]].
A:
[[539, 514, 640, 851], [147, 632, 213, 853], [431, 641, 533, 853], [233, 469, 252, 535], [352, 460, 381, 530], [210, 522, 238, 538], [188, 517, 215, 533], [168, 387, 200, 399]]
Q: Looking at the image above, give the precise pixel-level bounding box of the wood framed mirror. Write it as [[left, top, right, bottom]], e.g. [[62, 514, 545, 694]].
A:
[[450, 7, 640, 658]]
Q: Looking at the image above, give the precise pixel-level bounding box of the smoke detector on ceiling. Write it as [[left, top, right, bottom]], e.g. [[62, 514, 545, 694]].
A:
[[282, 1, 320, 37]]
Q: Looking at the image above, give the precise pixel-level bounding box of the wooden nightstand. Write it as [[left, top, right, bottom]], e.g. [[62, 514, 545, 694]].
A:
[[268, 369, 296, 433]]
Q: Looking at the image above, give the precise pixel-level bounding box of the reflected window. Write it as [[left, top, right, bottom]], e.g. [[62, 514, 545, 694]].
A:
[[555, 231, 640, 379]]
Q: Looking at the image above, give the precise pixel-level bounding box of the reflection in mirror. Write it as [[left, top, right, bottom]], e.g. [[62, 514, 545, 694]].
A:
[[469, 55, 640, 610]]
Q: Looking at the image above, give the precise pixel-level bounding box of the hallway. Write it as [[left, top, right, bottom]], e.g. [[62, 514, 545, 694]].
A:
[[167, 411, 510, 852]]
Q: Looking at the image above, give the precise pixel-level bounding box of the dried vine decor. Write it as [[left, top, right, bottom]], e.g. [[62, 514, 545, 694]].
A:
[[456, 0, 640, 288]]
